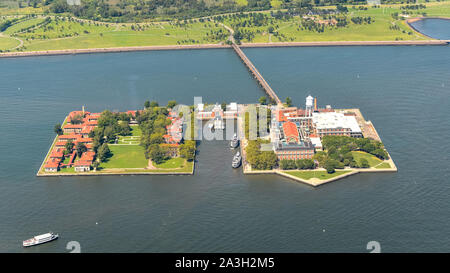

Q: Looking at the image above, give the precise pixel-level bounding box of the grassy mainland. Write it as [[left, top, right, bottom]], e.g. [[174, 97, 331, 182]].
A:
[[1, 0, 450, 53]]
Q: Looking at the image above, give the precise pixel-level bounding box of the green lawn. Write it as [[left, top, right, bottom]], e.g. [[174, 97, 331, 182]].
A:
[[234, 0, 248, 6], [351, 151, 383, 167], [59, 167, 76, 173], [3, 2, 450, 52], [99, 145, 148, 169], [130, 125, 142, 136], [0, 36, 19, 50], [62, 156, 71, 164], [18, 19, 226, 51], [3, 17, 45, 35], [284, 170, 351, 180], [153, 157, 185, 169], [375, 162, 391, 169]]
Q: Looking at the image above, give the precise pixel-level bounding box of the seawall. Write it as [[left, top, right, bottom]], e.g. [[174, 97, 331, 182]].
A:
[[1, 40, 448, 59]]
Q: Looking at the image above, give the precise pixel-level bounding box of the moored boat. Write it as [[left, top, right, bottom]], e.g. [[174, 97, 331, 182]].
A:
[[232, 151, 242, 168], [230, 133, 239, 148], [23, 232, 59, 247]]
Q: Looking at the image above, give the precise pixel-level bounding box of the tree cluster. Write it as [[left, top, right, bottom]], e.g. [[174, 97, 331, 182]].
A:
[[246, 139, 278, 170], [279, 159, 315, 170]]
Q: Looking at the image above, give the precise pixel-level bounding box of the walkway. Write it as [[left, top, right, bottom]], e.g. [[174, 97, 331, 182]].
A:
[[231, 43, 281, 105]]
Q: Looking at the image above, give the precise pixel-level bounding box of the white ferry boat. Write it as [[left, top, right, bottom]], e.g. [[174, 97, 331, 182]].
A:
[[23, 232, 59, 247], [230, 133, 239, 148], [232, 151, 242, 168]]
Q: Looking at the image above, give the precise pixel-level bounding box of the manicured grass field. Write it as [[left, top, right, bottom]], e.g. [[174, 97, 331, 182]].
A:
[[284, 170, 351, 180], [375, 162, 391, 169], [2, 2, 450, 53], [153, 157, 185, 169], [100, 145, 148, 169], [3, 17, 45, 35], [234, 0, 248, 6], [59, 167, 76, 173], [0, 36, 19, 50], [351, 151, 383, 167], [130, 125, 142, 136], [97, 160, 194, 173], [17, 19, 225, 51]]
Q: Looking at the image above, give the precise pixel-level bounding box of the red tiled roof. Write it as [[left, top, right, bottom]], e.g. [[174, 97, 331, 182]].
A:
[[45, 158, 61, 168], [126, 110, 137, 117], [85, 120, 98, 126], [77, 138, 93, 143], [80, 151, 95, 161], [74, 160, 91, 167], [282, 122, 299, 143], [55, 141, 66, 147], [81, 126, 94, 134], [63, 124, 84, 129], [50, 149, 64, 158], [277, 111, 288, 122], [59, 134, 79, 140], [45, 162, 59, 168], [161, 143, 180, 147]]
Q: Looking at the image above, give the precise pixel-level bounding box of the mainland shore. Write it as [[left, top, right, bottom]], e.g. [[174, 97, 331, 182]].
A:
[[406, 16, 450, 39], [0, 39, 447, 59]]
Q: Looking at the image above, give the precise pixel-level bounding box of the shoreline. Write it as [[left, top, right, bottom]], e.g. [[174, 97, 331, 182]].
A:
[[242, 167, 398, 187], [1, 39, 447, 59], [36, 171, 194, 177], [405, 17, 450, 39]]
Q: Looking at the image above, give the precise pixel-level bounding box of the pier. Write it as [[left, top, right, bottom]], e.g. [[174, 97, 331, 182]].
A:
[[232, 43, 282, 105]]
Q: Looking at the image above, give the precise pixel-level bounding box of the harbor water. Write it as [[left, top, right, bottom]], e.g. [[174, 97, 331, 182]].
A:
[[1, 29, 450, 252]]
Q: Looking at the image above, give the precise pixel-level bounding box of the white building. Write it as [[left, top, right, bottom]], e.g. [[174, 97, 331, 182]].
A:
[[312, 112, 362, 137]]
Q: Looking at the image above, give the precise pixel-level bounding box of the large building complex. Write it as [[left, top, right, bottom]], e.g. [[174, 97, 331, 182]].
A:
[[271, 96, 363, 161]]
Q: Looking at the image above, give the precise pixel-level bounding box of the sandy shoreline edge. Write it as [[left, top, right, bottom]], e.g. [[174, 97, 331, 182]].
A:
[[1, 40, 447, 59]]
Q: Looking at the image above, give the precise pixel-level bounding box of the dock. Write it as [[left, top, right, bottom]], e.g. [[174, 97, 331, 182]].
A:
[[232, 43, 282, 105]]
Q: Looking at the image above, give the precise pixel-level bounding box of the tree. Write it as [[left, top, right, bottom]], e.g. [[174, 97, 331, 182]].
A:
[[246, 140, 278, 170], [54, 123, 63, 135], [325, 160, 335, 174], [280, 159, 296, 170], [372, 148, 389, 160], [146, 144, 166, 164], [301, 159, 315, 169], [179, 141, 196, 161], [76, 143, 87, 157], [65, 140, 74, 153], [97, 143, 111, 162], [285, 97, 292, 107], [150, 101, 159, 108], [259, 96, 267, 105], [92, 161, 100, 170], [103, 126, 116, 143], [167, 100, 177, 109], [359, 158, 370, 168], [118, 122, 131, 136], [70, 114, 83, 124], [221, 102, 227, 111], [144, 100, 150, 109]]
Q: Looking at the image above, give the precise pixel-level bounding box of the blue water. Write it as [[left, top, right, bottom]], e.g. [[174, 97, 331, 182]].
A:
[[410, 18, 450, 40], [1, 43, 450, 252]]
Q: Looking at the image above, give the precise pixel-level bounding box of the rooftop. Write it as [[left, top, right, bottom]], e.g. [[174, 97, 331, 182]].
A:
[[312, 112, 361, 133]]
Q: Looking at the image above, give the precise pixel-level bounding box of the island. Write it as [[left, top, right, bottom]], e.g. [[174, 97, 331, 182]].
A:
[[238, 96, 397, 186], [37, 101, 196, 176], [38, 96, 397, 187]]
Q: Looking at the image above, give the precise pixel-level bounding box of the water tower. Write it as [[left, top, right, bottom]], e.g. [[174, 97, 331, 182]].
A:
[[305, 95, 314, 117]]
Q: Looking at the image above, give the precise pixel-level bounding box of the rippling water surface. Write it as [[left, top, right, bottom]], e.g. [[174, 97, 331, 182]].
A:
[[410, 18, 450, 40], [0, 44, 450, 252]]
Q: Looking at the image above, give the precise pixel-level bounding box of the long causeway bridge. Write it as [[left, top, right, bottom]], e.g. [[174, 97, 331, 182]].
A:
[[232, 43, 282, 105]]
